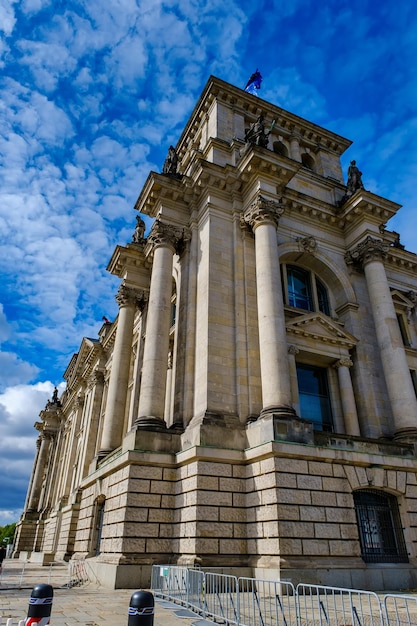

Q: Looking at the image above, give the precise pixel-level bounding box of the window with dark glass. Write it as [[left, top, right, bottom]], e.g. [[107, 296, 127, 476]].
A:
[[353, 490, 408, 563], [287, 266, 313, 311], [296, 364, 333, 431], [396, 313, 410, 346], [283, 264, 330, 316]]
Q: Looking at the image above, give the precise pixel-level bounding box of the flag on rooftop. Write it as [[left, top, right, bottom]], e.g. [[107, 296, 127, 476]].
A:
[[244, 69, 262, 96]]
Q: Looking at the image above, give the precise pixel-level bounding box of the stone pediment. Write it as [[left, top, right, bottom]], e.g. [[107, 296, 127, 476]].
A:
[[286, 312, 357, 348], [391, 289, 416, 311]]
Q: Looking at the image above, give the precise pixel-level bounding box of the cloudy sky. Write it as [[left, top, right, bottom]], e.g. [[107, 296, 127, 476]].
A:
[[1, 0, 417, 527]]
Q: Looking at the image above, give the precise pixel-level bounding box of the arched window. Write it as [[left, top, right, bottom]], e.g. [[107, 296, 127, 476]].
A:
[[283, 264, 330, 316], [353, 490, 408, 563], [301, 152, 315, 170], [273, 141, 289, 157]]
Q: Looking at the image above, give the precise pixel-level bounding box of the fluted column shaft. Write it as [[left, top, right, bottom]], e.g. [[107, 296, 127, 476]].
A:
[[347, 237, 417, 437], [243, 196, 294, 415], [334, 358, 360, 436], [137, 222, 179, 426], [99, 284, 138, 453]]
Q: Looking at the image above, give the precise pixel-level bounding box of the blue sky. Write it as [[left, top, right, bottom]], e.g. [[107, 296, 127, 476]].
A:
[[1, 0, 417, 526]]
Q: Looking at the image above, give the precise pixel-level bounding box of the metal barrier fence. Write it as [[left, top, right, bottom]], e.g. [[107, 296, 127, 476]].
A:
[[151, 564, 417, 626], [384, 593, 417, 626], [296, 582, 384, 626]]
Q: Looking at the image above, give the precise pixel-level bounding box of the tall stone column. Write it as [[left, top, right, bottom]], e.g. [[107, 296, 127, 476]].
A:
[[346, 236, 417, 439], [27, 429, 53, 512], [136, 221, 181, 429], [334, 358, 361, 436], [242, 196, 296, 418], [99, 284, 140, 454]]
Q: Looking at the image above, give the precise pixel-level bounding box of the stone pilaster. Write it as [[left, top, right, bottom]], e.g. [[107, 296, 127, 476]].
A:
[[242, 195, 295, 419], [333, 358, 361, 436], [346, 236, 417, 440], [135, 221, 183, 430], [99, 284, 142, 454]]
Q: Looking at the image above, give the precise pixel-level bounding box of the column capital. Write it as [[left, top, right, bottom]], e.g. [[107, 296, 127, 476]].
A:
[[334, 357, 353, 369], [242, 194, 284, 232], [288, 345, 300, 356], [146, 219, 189, 255], [87, 369, 105, 389], [345, 236, 388, 268], [115, 284, 143, 309]]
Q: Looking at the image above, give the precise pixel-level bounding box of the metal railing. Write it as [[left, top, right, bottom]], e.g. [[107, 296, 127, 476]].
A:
[[384, 593, 417, 626], [151, 564, 417, 626]]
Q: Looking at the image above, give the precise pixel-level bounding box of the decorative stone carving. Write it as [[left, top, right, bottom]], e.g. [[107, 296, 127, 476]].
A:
[[334, 357, 353, 369], [407, 290, 417, 305], [74, 393, 85, 409], [115, 284, 141, 309], [288, 345, 300, 356], [345, 236, 388, 268], [88, 370, 105, 389], [242, 195, 284, 231], [147, 219, 188, 255], [137, 290, 149, 312], [296, 235, 317, 254]]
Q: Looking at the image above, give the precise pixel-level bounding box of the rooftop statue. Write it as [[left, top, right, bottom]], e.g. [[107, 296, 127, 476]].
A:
[[132, 215, 146, 244], [244, 114, 270, 148], [162, 145, 180, 177], [346, 160, 364, 196]]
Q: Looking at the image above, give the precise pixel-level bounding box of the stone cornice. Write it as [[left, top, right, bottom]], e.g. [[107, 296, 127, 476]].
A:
[[236, 146, 301, 191], [337, 190, 401, 227], [107, 244, 151, 280], [134, 171, 190, 217]]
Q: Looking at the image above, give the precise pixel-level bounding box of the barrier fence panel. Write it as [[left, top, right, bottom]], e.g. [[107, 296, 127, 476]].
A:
[[296, 583, 384, 626], [238, 577, 297, 626], [204, 572, 239, 626], [383, 594, 417, 626], [187, 568, 206, 616], [150, 565, 189, 605]]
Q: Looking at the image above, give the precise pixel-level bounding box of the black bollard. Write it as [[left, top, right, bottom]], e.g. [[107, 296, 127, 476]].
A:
[[128, 590, 155, 626], [25, 583, 53, 625]]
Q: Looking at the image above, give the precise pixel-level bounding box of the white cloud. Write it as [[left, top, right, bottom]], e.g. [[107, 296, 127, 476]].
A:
[[0, 0, 17, 36]]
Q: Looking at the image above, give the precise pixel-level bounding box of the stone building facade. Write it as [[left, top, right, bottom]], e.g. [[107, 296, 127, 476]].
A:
[[14, 76, 417, 591]]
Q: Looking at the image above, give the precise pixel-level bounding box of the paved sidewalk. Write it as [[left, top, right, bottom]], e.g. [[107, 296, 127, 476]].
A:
[[0, 560, 213, 626]]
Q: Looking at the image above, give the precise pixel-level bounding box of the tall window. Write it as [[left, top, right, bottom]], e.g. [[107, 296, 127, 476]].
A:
[[353, 490, 408, 563], [283, 264, 330, 316], [296, 364, 333, 431]]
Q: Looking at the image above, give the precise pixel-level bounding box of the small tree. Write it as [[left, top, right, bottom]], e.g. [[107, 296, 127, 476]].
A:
[[0, 523, 16, 546]]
